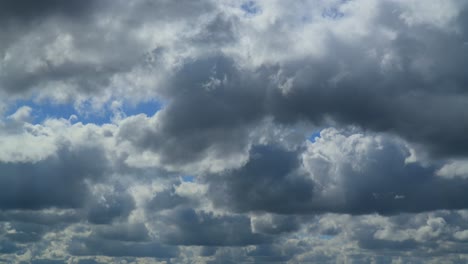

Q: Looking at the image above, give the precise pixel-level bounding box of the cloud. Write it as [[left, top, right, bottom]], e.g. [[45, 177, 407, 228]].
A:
[[251, 214, 301, 235], [161, 209, 270, 246], [0, 209, 80, 226], [86, 186, 135, 225], [116, 56, 266, 173], [0, 144, 108, 210], [206, 129, 468, 215], [68, 237, 178, 258], [207, 145, 315, 214], [300, 128, 468, 214], [91, 223, 150, 242], [0, 0, 95, 23], [1, 0, 468, 262]]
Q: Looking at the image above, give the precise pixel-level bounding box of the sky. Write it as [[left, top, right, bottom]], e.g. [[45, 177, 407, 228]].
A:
[[0, 0, 468, 263]]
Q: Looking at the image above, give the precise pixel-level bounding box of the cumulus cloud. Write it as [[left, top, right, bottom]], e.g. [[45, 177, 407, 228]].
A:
[[206, 129, 468, 215], [1, 0, 468, 262]]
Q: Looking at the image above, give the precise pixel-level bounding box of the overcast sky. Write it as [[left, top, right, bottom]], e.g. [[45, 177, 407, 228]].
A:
[[1, 0, 468, 263]]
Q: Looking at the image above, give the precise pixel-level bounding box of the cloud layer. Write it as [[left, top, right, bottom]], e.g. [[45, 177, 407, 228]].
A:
[[1, 0, 468, 263]]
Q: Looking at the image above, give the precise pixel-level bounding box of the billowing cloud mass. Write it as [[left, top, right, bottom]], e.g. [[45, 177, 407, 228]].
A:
[[1, 0, 468, 263]]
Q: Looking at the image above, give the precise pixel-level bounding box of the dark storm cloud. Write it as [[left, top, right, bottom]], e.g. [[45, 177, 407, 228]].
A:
[[160, 208, 271, 246], [86, 187, 135, 225], [31, 260, 66, 264], [0, 0, 95, 22], [92, 223, 150, 242], [304, 132, 468, 215], [68, 237, 178, 258], [200, 246, 217, 257], [76, 259, 103, 264], [146, 186, 191, 211], [206, 131, 468, 215], [204, 245, 295, 264], [3, 222, 48, 243], [207, 145, 315, 214], [130, 0, 215, 22], [269, 59, 468, 158], [357, 232, 419, 252], [0, 239, 23, 254], [0, 210, 80, 225], [260, 11, 468, 157], [0, 144, 108, 210], [251, 214, 301, 235], [118, 56, 267, 167]]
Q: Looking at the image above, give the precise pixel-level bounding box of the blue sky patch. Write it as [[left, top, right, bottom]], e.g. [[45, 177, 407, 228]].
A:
[[308, 130, 322, 143], [5, 99, 77, 124], [182, 175, 195, 182], [5, 99, 162, 125], [241, 1, 260, 15], [121, 100, 161, 118]]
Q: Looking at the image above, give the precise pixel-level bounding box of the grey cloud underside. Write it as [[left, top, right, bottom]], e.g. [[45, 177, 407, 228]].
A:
[[206, 142, 468, 215], [0, 145, 107, 210], [91, 223, 150, 242], [86, 188, 135, 225], [146, 186, 192, 211], [207, 145, 315, 214], [0, 210, 80, 226], [159, 208, 271, 246], [118, 56, 265, 166], [68, 238, 178, 258], [2, 0, 468, 262], [0, 0, 95, 22]]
